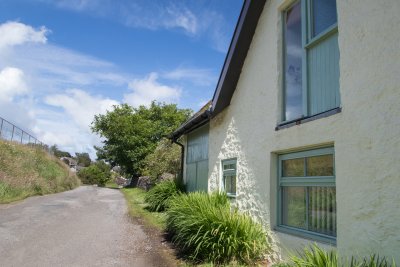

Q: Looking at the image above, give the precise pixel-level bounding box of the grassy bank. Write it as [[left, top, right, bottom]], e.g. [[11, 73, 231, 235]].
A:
[[0, 140, 81, 203]]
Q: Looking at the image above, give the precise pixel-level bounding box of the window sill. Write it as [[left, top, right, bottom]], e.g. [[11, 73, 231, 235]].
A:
[[276, 107, 341, 131], [274, 225, 336, 246], [227, 193, 236, 198]]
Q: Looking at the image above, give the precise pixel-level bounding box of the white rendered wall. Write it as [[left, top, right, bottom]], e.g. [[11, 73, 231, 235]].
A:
[[208, 0, 400, 262]]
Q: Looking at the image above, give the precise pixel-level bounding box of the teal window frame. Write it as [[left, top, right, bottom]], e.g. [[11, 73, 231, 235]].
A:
[[282, 0, 340, 123], [222, 158, 237, 197], [276, 147, 336, 244]]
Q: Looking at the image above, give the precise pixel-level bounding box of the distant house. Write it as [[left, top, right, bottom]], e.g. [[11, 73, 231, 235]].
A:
[[60, 157, 78, 171], [170, 0, 400, 261]]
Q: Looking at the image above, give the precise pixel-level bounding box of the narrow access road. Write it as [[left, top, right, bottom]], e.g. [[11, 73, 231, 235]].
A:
[[0, 186, 176, 267]]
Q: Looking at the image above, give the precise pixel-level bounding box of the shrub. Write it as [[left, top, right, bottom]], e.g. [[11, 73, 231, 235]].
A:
[[141, 139, 182, 181], [144, 180, 183, 212], [274, 244, 396, 267], [288, 245, 339, 267], [78, 161, 111, 186], [166, 192, 269, 264]]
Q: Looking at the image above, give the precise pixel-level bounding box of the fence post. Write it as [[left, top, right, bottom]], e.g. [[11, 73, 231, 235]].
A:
[[11, 125, 15, 141], [21, 131, 24, 144], [0, 118, 3, 138]]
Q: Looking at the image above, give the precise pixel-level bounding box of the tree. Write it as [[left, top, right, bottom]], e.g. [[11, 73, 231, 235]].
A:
[[50, 144, 71, 158], [141, 139, 181, 181], [75, 152, 91, 167], [91, 102, 191, 176]]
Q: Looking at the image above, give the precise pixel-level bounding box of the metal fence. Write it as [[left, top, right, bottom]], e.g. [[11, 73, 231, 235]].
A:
[[0, 116, 46, 149]]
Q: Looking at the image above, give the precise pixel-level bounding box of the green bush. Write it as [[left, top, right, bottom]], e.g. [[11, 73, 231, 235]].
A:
[[78, 161, 111, 186], [144, 180, 183, 212], [274, 244, 396, 267], [140, 139, 181, 181], [166, 192, 269, 264]]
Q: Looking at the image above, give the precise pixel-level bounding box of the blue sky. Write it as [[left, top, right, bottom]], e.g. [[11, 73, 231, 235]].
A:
[[0, 0, 242, 158]]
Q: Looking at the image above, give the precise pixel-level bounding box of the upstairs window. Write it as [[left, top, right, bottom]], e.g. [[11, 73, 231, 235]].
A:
[[283, 0, 340, 122]]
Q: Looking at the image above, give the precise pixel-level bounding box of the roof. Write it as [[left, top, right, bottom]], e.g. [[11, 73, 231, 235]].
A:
[[169, 0, 266, 140], [211, 0, 266, 115], [169, 101, 212, 141]]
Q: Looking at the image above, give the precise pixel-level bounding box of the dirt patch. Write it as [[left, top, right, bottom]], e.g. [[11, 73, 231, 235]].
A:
[[126, 215, 179, 267]]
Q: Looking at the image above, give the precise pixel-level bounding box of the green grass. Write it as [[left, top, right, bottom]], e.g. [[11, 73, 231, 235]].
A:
[[121, 187, 167, 230], [273, 244, 396, 267], [105, 180, 120, 189], [0, 140, 80, 203]]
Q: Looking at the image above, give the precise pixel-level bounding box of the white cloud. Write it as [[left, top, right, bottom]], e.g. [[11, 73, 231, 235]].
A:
[[44, 89, 119, 130], [38, 0, 234, 51], [41, 89, 119, 158], [162, 67, 216, 86], [124, 73, 181, 107], [0, 21, 49, 50], [165, 6, 198, 34], [0, 67, 29, 101]]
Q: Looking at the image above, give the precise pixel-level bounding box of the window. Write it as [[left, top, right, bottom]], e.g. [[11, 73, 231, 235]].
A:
[[277, 147, 336, 242], [222, 159, 237, 197], [283, 0, 340, 122]]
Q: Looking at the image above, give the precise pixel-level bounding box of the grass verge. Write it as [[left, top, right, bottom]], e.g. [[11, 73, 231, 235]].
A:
[[0, 140, 80, 203], [121, 187, 167, 230]]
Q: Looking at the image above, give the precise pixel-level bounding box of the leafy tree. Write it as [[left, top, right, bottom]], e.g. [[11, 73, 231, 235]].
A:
[[91, 102, 191, 176], [75, 152, 91, 167], [141, 139, 181, 181], [50, 144, 71, 158], [77, 161, 111, 186]]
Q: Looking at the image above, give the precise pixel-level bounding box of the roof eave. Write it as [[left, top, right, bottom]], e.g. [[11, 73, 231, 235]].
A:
[[211, 0, 266, 116]]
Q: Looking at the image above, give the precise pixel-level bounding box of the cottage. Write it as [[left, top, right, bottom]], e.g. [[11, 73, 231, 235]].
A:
[[170, 0, 400, 261]]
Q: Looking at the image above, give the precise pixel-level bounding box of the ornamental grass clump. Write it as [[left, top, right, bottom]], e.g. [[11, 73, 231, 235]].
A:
[[166, 191, 269, 264], [274, 244, 396, 267], [144, 180, 183, 212]]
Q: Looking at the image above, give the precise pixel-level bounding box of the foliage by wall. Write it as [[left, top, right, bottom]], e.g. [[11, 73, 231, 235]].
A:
[[91, 102, 191, 176]]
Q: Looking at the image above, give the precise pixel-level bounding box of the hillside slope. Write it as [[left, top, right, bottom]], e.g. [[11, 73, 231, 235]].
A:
[[0, 140, 80, 203]]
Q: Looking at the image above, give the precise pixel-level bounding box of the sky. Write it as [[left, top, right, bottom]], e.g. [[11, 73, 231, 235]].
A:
[[0, 0, 243, 159]]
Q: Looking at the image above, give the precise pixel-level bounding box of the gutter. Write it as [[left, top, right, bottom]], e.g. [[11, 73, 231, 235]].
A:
[[168, 108, 212, 141]]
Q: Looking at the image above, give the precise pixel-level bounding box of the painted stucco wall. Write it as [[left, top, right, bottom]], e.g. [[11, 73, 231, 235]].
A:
[[208, 0, 400, 262]]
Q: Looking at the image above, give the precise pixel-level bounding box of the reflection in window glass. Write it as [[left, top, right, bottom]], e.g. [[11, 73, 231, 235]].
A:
[[306, 154, 334, 176], [282, 158, 304, 177], [312, 0, 337, 37], [223, 164, 235, 170], [284, 1, 303, 121], [282, 187, 307, 229], [224, 175, 236, 195]]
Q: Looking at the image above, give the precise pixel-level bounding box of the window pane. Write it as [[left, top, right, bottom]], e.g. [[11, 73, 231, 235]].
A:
[[282, 187, 307, 229], [224, 175, 236, 195], [312, 0, 337, 37], [223, 163, 236, 171], [284, 1, 303, 121], [282, 158, 304, 177], [308, 187, 336, 236], [306, 154, 334, 176]]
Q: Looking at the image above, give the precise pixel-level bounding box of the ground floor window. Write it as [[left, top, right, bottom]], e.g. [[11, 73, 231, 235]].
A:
[[222, 159, 237, 197], [278, 147, 336, 241]]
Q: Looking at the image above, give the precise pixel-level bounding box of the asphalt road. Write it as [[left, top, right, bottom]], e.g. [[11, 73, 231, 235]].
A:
[[0, 186, 176, 267]]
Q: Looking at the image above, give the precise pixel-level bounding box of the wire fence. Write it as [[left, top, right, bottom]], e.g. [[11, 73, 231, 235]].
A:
[[0, 116, 47, 150]]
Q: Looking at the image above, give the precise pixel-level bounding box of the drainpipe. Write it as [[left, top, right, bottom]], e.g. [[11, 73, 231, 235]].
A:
[[172, 139, 185, 184]]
